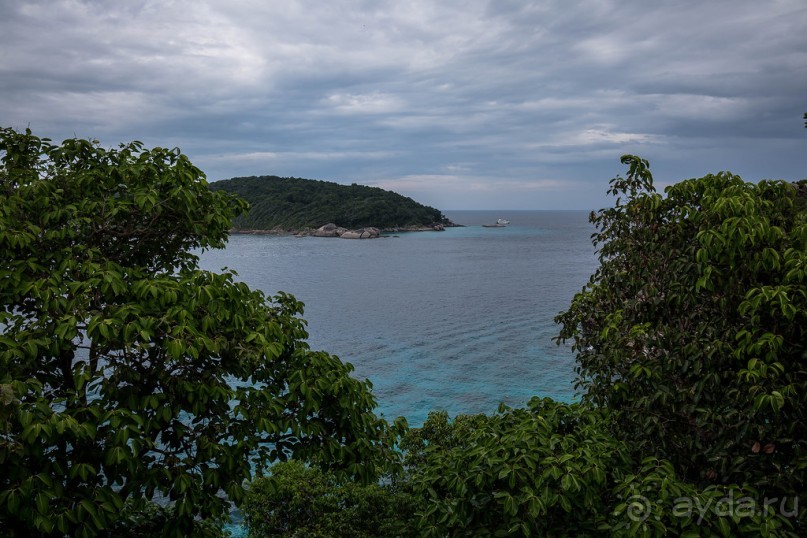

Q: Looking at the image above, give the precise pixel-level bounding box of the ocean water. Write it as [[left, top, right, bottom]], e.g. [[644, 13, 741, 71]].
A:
[[198, 210, 597, 426]]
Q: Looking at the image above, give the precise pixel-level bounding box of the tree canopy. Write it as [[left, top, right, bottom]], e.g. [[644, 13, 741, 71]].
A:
[[209, 175, 451, 230], [555, 156, 806, 500], [0, 128, 395, 537]]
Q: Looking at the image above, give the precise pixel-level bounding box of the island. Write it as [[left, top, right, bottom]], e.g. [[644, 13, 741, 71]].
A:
[[208, 175, 457, 237]]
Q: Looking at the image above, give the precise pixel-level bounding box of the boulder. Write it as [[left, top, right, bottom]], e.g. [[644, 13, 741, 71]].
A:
[[360, 227, 380, 238], [340, 227, 381, 239], [313, 223, 340, 237], [314, 224, 381, 239]]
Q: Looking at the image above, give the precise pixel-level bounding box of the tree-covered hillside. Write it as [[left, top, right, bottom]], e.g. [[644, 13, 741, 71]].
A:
[[209, 175, 451, 230]]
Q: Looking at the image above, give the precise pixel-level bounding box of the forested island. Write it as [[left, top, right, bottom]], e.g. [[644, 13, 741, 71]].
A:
[[209, 175, 455, 232]]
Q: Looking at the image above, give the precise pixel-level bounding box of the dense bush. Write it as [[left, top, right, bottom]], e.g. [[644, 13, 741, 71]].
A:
[[243, 460, 417, 537], [405, 399, 629, 536], [244, 399, 800, 536], [402, 401, 799, 537], [99, 499, 225, 538]]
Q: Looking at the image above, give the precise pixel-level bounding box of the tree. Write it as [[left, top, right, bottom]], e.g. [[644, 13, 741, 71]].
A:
[[555, 156, 806, 505], [0, 128, 394, 536], [404, 399, 629, 536], [242, 460, 417, 537], [399, 400, 798, 537]]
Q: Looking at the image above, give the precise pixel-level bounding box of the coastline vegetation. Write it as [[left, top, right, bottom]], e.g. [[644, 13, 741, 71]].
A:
[[1, 127, 805, 536], [209, 175, 452, 231], [0, 129, 396, 536]]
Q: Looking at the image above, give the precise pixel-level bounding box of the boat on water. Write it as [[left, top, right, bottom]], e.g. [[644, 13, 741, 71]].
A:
[[483, 218, 510, 228]]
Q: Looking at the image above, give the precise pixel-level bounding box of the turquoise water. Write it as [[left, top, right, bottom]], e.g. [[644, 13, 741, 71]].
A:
[[198, 210, 597, 426]]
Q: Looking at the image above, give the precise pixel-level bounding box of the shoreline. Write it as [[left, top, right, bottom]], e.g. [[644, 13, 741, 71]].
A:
[[228, 223, 464, 237]]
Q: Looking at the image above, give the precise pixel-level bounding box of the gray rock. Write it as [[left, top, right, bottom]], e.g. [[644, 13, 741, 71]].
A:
[[315, 224, 381, 239], [313, 223, 340, 237]]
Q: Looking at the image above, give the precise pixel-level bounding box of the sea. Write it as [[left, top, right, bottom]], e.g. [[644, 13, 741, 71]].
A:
[[198, 210, 598, 426]]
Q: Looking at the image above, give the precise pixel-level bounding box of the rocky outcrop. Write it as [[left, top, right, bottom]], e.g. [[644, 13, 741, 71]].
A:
[[312, 223, 381, 239], [230, 222, 456, 238], [312, 223, 347, 237], [383, 223, 447, 233], [340, 227, 380, 239]]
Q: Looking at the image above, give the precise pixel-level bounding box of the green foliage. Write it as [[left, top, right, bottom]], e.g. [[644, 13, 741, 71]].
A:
[[555, 156, 806, 510], [401, 402, 799, 537], [794, 180, 807, 213], [0, 128, 395, 536], [209, 175, 450, 230], [609, 457, 800, 537], [100, 498, 226, 538], [242, 460, 418, 537], [398, 409, 490, 469], [404, 399, 629, 536]]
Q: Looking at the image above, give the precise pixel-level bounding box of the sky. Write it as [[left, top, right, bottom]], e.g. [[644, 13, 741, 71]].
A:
[[1, 0, 805, 210]]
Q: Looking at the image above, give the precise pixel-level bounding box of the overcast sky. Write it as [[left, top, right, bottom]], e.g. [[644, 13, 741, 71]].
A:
[[2, 0, 805, 209]]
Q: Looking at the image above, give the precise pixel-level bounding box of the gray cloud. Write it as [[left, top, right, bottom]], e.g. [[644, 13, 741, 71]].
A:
[[2, 0, 805, 209]]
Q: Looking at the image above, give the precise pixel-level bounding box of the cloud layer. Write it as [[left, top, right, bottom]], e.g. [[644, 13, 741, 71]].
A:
[[2, 0, 805, 209]]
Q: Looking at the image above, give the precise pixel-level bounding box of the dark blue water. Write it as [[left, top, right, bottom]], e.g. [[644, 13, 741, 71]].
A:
[[198, 210, 597, 425]]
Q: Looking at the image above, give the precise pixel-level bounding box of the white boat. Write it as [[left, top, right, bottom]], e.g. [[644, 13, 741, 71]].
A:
[[483, 218, 509, 228]]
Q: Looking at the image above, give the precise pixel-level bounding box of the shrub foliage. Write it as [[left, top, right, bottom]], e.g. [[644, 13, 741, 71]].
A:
[[243, 460, 418, 537]]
